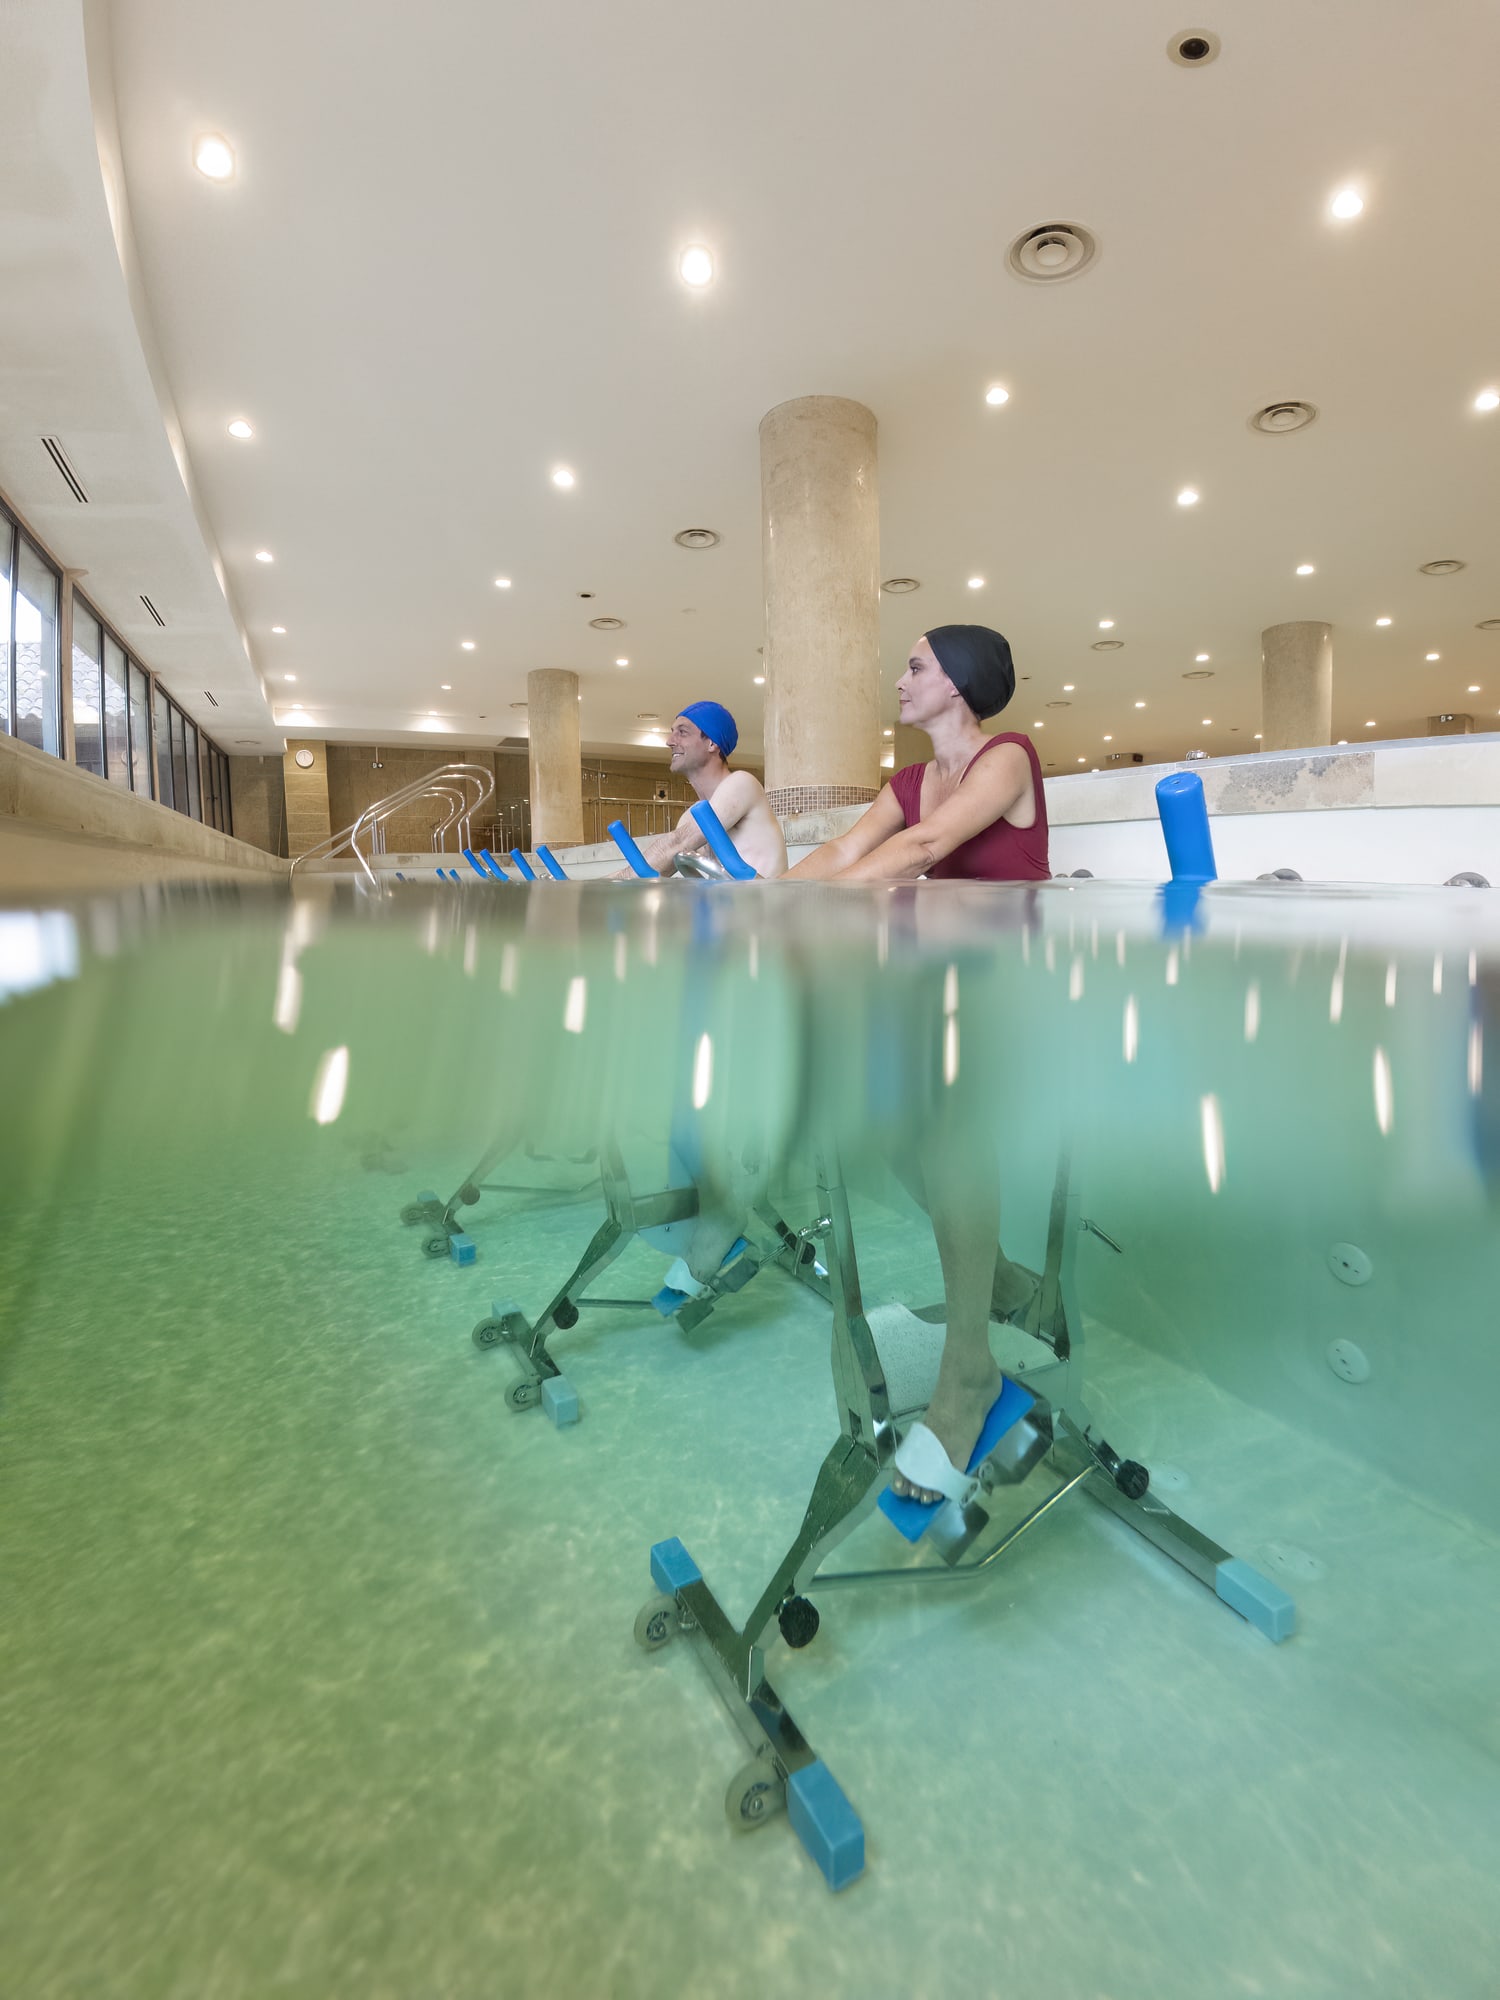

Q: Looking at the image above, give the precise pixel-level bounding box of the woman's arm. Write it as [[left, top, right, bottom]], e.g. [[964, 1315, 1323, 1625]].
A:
[[832, 744, 1031, 882], [782, 786, 909, 879]]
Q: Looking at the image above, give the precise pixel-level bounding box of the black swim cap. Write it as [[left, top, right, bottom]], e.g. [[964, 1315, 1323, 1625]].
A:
[[925, 625, 1016, 721]]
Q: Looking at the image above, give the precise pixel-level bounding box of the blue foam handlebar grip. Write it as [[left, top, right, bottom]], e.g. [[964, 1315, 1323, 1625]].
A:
[[509, 848, 538, 882], [479, 850, 510, 880], [688, 799, 758, 880], [461, 849, 492, 879], [608, 821, 659, 879], [1155, 771, 1218, 883], [536, 845, 568, 881]]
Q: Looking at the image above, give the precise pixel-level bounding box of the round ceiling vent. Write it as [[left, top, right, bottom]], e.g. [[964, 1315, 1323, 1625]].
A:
[[881, 577, 921, 594], [674, 528, 720, 550], [1477, 618, 1500, 631], [1046, 699, 1072, 708], [588, 616, 626, 630], [510, 701, 527, 710], [1250, 401, 1318, 435], [1091, 639, 1124, 652], [635, 712, 659, 721], [1168, 29, 1221, 65], [1182, 668, 1215, 680], [1007, 222, 1099, 285], [1419, 558, 1466, 575]]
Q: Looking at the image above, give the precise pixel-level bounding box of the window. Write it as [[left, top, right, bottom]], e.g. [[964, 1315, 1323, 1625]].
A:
[[72, 609, 105, 778], [14, 538, 61, 756], [103, 632, 130, 787], [169, 703, 189, 813], [153, 685, 175, 811], [184, 718, 201, 820], [0, 511, 13, 739], [128, 662, 152, 797]]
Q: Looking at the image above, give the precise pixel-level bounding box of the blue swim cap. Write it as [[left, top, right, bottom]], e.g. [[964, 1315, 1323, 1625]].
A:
[[677, 700, 738, 758]]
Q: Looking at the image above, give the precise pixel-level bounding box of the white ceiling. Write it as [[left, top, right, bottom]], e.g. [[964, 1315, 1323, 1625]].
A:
[[6, 0, 1500, 769]]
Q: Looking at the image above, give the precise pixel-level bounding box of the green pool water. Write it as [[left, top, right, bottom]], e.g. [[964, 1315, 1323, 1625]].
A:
[[3, 880, 1497, 1998]]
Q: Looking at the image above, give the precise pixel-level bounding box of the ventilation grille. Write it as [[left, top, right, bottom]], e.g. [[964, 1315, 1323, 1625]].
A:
[[1007, 222, 1098, 285], [202, 690, 220, 707], [588, 615, 626, 631], [1419, 558, 1466, 576], [1249, 401, 1318, 435], [140, 594, 165, 626], [881, 577, 921, 594], [40, 436, 88, 504], [1091, 639, 1125, 652], [673, 528, 720, 550]]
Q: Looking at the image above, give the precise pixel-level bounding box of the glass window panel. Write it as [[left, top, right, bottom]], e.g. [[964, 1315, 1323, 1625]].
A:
[[217, 752, 232, 835], [15, 537, 61, 757], [72, 607, 105, 778], [206, 744, 221, 830], [103, 635, 130, 788], [170, 704, 189, 814], [128, 663, 152, 796], [0, 514, 14, 737], [153, 686, 175, 810], [184, 720, 201, 820]]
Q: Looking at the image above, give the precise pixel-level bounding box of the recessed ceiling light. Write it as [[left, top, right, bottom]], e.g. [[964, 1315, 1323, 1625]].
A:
[[1077, 757, 1086, 764], [227, 419, 253, 439], [985, 384, 1010, 406], [1135, 700, 1146, 708], [440, 683, 452, 690], [1201, 718, 1213, 726], [271, 625, 286, 634], [753, 676, 766, 686], [1103, 734, 1113, 742], [967, 576, 985, 589], [494, 577, 512, 589], [429, 710, 438, 717], [1098, 619, 1114, 630], [1375, 617, 1392, 627], [551, 466, 575, 489], [254, 549, 273, 563], [282, 673, 296, 683], [1474, 389, 1500, 413], [882, 728, 893, 737], [679, 245, 714, 287], [1062, 683, 1075, 691], [1330, 187, 1364, 220], [1033, 721, 1044, 728], [461, 640, 476, 650], [615, 657, 629, 667], [1176, 487, 1199, 507], [1195, 653, 1210, 663], [1469, 685, 1482, 693], [1426, 652, 1440, 661], [1254, 733, 1263, 740], [194, 134, 235, 181], [1296, 563, 1315, 575]]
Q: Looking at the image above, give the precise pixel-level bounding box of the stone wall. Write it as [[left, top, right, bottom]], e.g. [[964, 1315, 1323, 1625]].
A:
[[227, 755, 287, 856]]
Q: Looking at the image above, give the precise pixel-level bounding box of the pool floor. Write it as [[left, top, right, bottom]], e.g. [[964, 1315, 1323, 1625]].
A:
[[3, 1151, 1497, 1999]]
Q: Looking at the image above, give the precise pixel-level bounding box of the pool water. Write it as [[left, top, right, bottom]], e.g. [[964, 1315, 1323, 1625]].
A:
[[3, 880, 1497, 1998]]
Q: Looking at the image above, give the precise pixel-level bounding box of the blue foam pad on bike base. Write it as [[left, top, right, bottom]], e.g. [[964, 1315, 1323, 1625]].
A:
[[787, 1762, 864, 1891], [877, 1376, 1035, 1543], [1215, 1557, 1296, 1642]]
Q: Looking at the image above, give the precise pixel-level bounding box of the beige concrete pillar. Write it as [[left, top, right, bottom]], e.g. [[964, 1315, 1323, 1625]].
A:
[[761, 396, 880, 815], [892, 721, 929, 774], [282, 740, 332, 858], [1260, 622, 1333, 752], [527, 669, 583, 845]]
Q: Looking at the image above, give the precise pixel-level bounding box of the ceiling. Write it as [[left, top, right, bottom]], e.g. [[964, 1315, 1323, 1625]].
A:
[[4, 0, 1499, 769]]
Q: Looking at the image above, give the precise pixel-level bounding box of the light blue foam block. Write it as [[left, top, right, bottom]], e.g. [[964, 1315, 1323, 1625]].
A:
[[1215, 1558, 1296, 1642], [787, 1762, 864, 1891], [448, 1232, 477, 1266], [649, 1537, 702, 1596], [877, 1377, 1035, 1543], [541, 1375, 580, 1428]]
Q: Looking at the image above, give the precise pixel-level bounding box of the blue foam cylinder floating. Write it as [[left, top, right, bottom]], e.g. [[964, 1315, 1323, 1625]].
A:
[[535, 845, 568, 881], [608, 820, 659, 879], [508, 848, 538, 881], [689, 799, 758, 879], [1155, 771, 1218, 883]]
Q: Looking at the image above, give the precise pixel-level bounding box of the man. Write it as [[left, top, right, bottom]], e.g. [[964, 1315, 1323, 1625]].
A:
[[622, 700, 788, 879]]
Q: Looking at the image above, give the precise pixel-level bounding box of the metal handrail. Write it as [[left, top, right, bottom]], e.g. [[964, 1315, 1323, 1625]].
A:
[[291, 763, 495, 882]]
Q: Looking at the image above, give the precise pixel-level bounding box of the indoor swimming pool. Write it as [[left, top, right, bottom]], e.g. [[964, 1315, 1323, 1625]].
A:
[[3, 878, 1497, 1998]]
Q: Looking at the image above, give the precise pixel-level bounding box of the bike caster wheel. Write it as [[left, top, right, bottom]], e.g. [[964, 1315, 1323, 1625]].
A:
[[459, 1182, 481, 1206], [472, 1317, 516, 1350], [777, 1595, 820, 1649], [1115, 1460, 1150, 1500], [725, 1755, 786, 1831], [633, 1593, 681, 1651], [399, 1201, 431, 1227], [551, 1299, 579, 1330], [421, 1233, 450, 1259], [506, 1379, 542, 1412]]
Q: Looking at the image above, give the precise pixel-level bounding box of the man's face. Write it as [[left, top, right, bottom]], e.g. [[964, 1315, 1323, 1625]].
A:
[[667, 716, 710, 770]]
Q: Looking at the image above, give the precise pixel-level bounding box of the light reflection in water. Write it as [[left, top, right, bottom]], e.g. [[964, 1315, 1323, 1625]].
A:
[[1123, 995, 1139, 1063], [613, 935, 627, 983], [1469, 1022, 1484, 1097], [563, 976, 587, 1035], [692, 1033, 714, 1109], [1373, 1046, 1394, 1134], [1385, 962, 1398, 1007], [1432, 955, 1443, 996], [1166, 948, 1180, 986], [1200, 1093, 1225, 1192], [1244, 981, 1261, 1043], [310, 1045, 349, 1125], [1069, 955, 1085, 1002]]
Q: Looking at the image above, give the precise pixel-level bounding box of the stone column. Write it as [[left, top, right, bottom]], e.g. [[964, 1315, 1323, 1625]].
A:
[[527, 668, 583, 846], [892, 721, 929, 774], [760, 396, 880, 815], [282, 741, 332, 858], [1260, 622, 1333, 753]]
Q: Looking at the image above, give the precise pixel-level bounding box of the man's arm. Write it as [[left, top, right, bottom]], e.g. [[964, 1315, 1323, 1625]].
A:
[[783, 786, 908, 880], [830, 745, 1031, 882], [621, 804, 709, 876]]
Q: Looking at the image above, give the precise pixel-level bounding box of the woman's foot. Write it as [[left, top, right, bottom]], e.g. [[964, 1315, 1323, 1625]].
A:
[[890, 1347, 1006, 1503]]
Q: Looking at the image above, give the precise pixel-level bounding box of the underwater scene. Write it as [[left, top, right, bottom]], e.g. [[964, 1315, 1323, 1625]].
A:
[[3, 878, 1498, 1998]]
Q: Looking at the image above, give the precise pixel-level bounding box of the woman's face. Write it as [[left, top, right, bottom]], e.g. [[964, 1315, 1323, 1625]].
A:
[[896, 636, 962, 728]]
